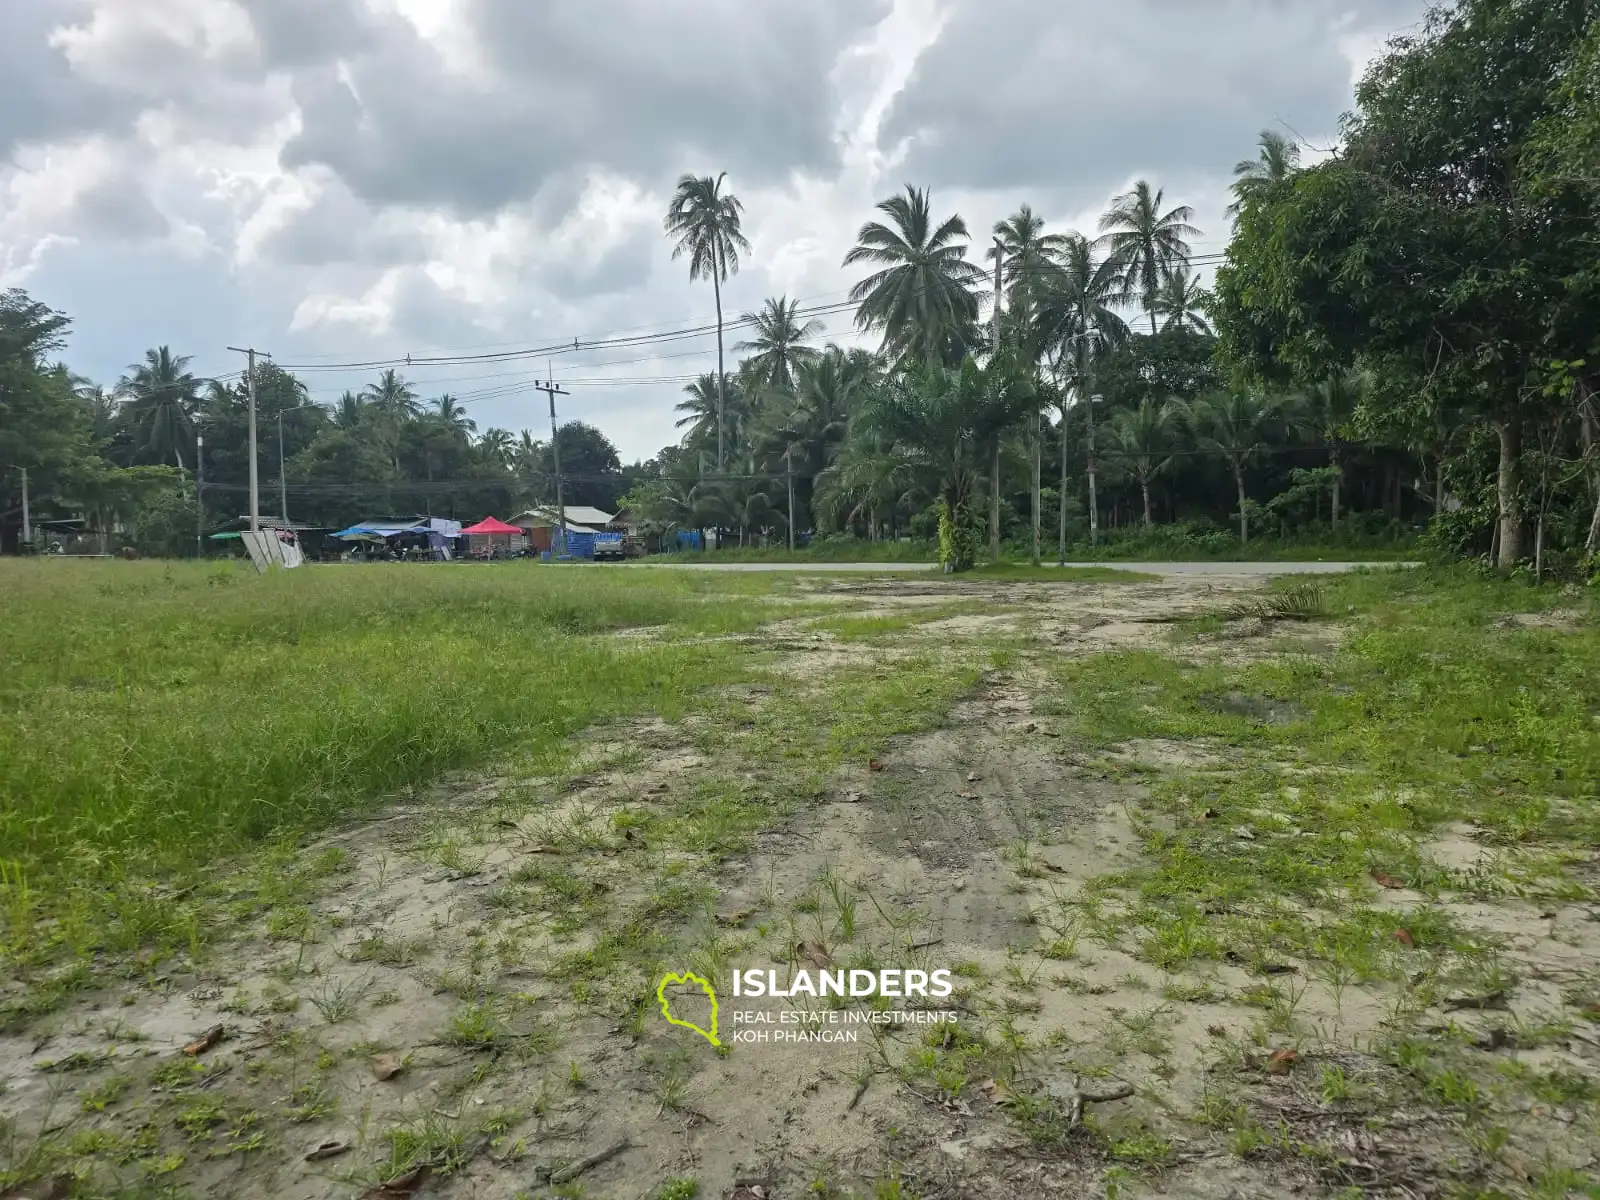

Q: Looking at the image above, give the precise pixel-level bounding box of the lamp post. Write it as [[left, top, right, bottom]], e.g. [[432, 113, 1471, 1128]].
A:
[[196, 433, 204, 558]]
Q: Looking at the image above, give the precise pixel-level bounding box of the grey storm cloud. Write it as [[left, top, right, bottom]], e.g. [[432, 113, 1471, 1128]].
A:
[[0, 0, 125, 157], [279, 0, 893, 216], [72, 176, 169, 240], [880, 0, 1434, 200]]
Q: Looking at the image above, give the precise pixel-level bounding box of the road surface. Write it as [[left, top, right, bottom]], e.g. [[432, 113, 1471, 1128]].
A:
[[638, 560, 1417, 576]]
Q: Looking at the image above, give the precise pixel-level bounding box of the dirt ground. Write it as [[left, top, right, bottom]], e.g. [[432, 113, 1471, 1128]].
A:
[[3, 572, 1596, 1200]]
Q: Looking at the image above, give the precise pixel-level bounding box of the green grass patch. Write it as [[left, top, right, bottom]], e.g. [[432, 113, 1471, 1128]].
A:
[[0, 560, 798, 966]]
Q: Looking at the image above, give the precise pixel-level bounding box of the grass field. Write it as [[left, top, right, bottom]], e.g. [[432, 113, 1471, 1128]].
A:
[[2, 558, 1597, 1200], [0, 561, 811, 966]]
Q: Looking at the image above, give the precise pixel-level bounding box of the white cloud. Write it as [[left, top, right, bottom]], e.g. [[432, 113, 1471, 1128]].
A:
[[0, 0, 1431, 460]]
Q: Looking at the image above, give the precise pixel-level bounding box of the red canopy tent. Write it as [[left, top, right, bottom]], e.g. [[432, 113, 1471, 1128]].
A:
[[461, 517, 524, 535]]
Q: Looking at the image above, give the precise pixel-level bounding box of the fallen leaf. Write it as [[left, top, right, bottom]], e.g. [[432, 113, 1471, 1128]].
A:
[[797, 940, 832, 969], [868, 759, 885, 772], [714, 908, 754, 927], [372, 1054, 404, 1081], [305, 1139, 351, 1162], [966, 771, 980, 783], [364, 1166, 431, 1199], [1266, 1048, 1298, 1075], [1393, 928, 1415, 948], [841, 790, 864, 804], [183, 1024, 226, 1056], [1371, 871, 1406, 889], [521, 844, 552, 855], [958, 791, 978, 800]]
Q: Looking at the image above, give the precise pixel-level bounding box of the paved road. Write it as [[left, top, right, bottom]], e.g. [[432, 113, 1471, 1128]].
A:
[[640, 560, 1416, 576]]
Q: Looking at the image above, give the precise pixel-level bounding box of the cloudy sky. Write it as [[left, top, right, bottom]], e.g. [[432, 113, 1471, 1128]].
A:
[[1, 0, 1430, 462]]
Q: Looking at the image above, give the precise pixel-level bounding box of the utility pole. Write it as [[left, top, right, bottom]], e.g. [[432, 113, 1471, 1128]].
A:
[[534, 369, 570, 558], [19, 467, 31, 549], [196, 434, 204, 558], [990, 236, 1005, 564], [785, 446, 795, 552], [227, 346, 266, 532]]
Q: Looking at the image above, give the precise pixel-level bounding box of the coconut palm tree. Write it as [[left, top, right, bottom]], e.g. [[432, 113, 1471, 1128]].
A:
[[675, 373, 723, 451], [362, 369, 420, 473], [1108, 398, 1180, 526], [1153, 266, 1213, 334], [1185, 391, 1285, 543], [1035, 234, 1130, 558], [117, 346, 200, 474], [843, 185, 985, 366], [735, 296, 823, 392], [477, 427, 515, 468], [1096, 181, 1201, 336], [433, 393, 476, 439], [990, 205, 1068, 360], [1227, 129, 1301, 220], [334, 391, 366, 430], [664, 172, 751, 470]]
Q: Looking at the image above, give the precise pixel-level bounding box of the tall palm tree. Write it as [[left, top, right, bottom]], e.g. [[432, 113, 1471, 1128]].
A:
[[735, 296, 823, 392], [664, 172, 751, 470], [361, 369, 419, 473], [990, 205, 1068, 360], [1108, 398, 1180, 526], [1228, 129, 1301, 220], [843, 185, 985, 366], [433, 394, 476, 439], [991, 205, 1069, 562], [1185, 391, 1285, 543], [1153, 266, 1213, 334], [1096, 181, 1201, 336], [1035, 234, 1129, 558], [117, 346, 200, 474]]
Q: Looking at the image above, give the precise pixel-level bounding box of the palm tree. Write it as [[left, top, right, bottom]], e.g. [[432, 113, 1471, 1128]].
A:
[[1035, 234, 1129, 558], [362, 369, 420, 420], [117, 346, 200, 474], [735, 296, 823, 392], [1228, 129, 1301, 220], [334, 391, 366, 430], [991, 205, 1070, 562], [675, 374, 723, 450], [477, 427, 515, 468], [1301, 374, 1362, 528], [1108, 399, 1180, 526], [843, 185, 985, 366], [1096, 181, 1201, 336], [1153, 266, 1213, 334], [1186, 391, 1285, 543], [361, 369, 419, 473], [664, 172, 751, 470], [855, 356, 1033, 572], [433, 394, 476, 439], [990, 205, 1068, 359]]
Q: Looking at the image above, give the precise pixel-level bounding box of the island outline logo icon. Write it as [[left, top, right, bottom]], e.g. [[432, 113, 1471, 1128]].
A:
[[656, 971, 720, 1047]]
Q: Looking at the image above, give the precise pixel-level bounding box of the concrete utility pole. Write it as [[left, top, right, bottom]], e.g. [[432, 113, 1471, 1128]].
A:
[[990, 236, 1005, 563], [196, 434, 204, 557], [534, 369, 570, 557], [19, 467, 31, 548], [278, 412, 288, 524], [227, 346, 266, 532]]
